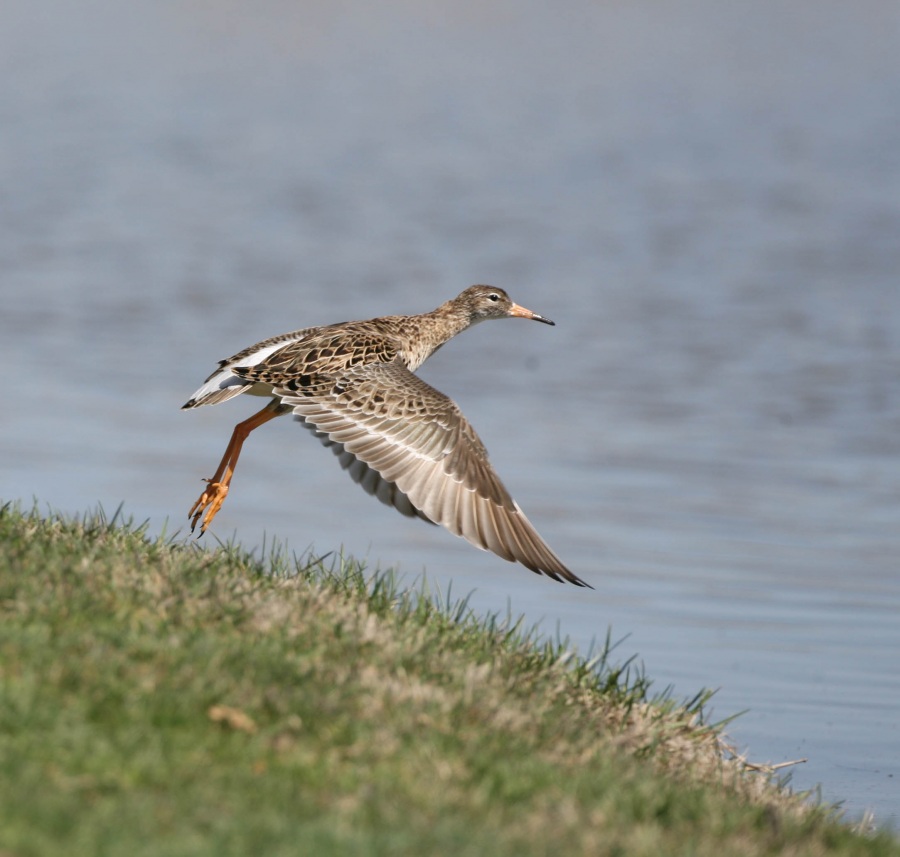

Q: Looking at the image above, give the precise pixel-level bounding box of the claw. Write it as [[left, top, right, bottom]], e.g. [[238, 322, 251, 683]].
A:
[[188, 479, 228, 536]]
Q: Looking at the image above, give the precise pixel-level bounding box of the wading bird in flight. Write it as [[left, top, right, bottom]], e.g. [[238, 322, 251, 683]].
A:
[[183, 285, 589, 587]]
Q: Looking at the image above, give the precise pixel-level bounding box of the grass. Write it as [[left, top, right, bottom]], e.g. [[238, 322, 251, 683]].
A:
[[0, 501, 896, 856]]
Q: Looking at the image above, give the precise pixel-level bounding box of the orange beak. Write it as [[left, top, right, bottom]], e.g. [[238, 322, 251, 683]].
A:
[[509, 302, 555, 325]]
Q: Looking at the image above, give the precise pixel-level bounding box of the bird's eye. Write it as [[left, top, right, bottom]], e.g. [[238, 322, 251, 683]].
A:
[[488, 293, 500, 302]]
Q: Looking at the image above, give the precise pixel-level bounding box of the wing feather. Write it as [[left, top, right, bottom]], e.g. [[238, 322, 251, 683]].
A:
[[280, 360, 588, 586]]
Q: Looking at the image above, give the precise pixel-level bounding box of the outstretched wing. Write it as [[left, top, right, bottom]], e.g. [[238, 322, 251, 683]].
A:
[[295, 418, 436, 524], [276, 359, 588, 586]]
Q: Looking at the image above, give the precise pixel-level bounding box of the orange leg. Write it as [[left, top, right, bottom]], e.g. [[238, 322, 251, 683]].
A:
[[189, 401, 289, 535]]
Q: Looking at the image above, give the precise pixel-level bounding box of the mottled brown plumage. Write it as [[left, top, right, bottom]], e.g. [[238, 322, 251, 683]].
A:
[[183, 285, 589, 587]]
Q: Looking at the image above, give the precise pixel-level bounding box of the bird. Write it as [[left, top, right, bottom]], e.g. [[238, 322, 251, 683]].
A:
[[183, 285, 589, 587]]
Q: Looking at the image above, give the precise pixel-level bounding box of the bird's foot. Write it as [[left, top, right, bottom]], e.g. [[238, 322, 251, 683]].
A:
[[188, 479, 228, 536]]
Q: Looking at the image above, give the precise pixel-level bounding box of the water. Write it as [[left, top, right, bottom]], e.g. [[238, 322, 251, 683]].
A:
[[2, 0, 899, 828]]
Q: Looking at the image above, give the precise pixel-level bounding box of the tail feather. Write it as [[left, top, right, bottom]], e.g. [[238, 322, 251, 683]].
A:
[[182, 370, 252, 409], [184, 335, 309, 409]]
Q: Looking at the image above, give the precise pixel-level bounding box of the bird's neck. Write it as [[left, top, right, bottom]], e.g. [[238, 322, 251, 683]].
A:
[[399, 303, 476, 371]]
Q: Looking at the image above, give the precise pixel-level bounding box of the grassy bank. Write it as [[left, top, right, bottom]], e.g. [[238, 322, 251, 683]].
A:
[[0, 503, 895, 856]]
